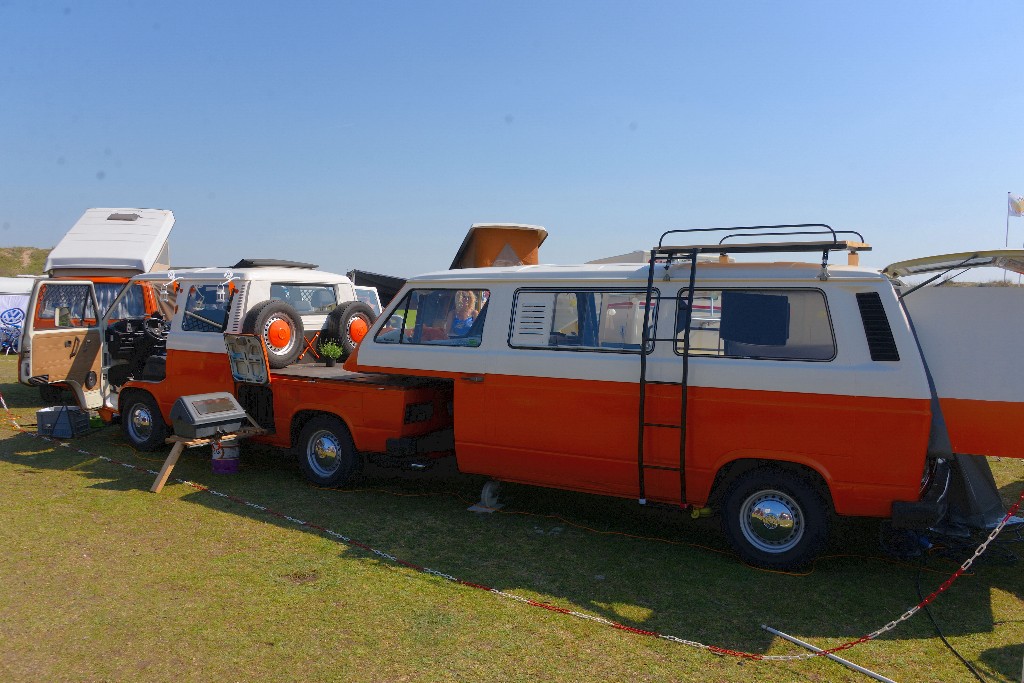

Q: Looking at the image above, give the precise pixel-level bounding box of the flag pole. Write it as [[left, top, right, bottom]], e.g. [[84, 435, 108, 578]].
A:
[[1006, 192, 1011, 283], [1007, 192, 1011, 248]]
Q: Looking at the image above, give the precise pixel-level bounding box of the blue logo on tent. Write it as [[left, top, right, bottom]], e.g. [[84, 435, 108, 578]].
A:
[[1, 308, 25, 325]]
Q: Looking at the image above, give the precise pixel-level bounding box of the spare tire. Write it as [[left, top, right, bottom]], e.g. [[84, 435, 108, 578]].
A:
[[243, 300, 304, 368], [325, 301, 376, 357]]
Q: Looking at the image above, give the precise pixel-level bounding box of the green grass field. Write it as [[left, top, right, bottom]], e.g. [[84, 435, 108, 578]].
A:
[[0, 356, 1021, 682], [0, 246, 49, 277]]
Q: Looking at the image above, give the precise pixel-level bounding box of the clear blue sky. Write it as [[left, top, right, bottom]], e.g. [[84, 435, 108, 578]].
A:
[[2, 1, 1022, 277]]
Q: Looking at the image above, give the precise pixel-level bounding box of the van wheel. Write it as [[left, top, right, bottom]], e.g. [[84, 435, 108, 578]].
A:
[[325, 302, 375, 357], [721, 468, 829, 570], [243, 300, 304, 369], [120, 391, 168, 451], [296, 416, 361, 486]]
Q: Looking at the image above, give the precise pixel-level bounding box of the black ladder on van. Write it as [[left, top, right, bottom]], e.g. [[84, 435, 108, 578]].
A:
[[635, 225, 869, 506]]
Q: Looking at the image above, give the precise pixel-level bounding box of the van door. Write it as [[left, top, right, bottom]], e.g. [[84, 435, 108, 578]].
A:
[[20, 280, 103, 408]]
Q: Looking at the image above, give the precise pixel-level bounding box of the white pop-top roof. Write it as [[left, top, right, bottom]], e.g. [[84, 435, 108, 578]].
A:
[[44, 208, 174, 275]]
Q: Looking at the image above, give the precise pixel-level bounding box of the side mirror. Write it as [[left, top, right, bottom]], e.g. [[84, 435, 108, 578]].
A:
[[55, 306, 72, 328]]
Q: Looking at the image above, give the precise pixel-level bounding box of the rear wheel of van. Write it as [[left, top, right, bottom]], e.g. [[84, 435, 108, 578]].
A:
[[120, 391, 168, 451], [296, 416, 361, 487], [721, 468, 829, 571], [325, 302, 375, 357], [243, 300, 304, 369]]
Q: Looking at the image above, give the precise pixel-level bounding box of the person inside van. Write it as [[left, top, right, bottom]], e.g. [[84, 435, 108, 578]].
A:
[[447, 290, 477, 337]]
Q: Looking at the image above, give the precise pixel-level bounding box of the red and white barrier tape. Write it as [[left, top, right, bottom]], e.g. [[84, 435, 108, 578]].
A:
[[1, 394, 1021, 662]]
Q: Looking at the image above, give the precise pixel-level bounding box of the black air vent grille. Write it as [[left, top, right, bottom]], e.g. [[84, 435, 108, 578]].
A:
[[856, 292, 900, 361]]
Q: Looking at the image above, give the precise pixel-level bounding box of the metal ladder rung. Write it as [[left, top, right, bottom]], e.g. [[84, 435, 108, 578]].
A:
[[642, 422, 681, 429]]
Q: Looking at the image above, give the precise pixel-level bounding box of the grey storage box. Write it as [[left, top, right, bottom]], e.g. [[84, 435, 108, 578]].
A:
[[169, 392, 251, 439], [37, 406, 90, 438]]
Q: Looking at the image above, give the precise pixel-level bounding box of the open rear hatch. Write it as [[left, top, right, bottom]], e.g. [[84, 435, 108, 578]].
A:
[[885, 249, 1024, 461]]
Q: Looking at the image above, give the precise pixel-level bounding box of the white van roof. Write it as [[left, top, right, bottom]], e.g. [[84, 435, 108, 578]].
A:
[[44, 208, 174, 277]]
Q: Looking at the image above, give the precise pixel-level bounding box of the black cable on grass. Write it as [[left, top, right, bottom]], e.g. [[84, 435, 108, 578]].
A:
[[915, 566, 987, 683]]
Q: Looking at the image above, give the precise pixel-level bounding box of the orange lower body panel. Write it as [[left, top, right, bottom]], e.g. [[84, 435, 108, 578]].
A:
[[454, 375, 932, 517], [941, 397, 1024, 459]]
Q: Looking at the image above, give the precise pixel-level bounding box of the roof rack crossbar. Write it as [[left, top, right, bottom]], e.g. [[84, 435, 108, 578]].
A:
[[658, 224, 839, 250], [718, 228, 865, 245]]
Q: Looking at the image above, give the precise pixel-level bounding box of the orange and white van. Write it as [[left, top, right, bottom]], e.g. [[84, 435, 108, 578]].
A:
[[20, 260, 376, 428], [19, 208, 175, 402], [342, 227, 1022, 569]]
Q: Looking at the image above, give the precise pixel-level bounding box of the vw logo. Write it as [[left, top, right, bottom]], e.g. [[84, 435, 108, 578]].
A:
[[0, 308, 24, 325]]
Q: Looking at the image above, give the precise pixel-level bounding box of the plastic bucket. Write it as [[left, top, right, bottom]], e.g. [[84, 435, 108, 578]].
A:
[[211, 441, 240, 474]]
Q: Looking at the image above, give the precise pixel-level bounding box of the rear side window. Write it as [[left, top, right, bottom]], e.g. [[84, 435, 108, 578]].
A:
[[36, 283, 97, 327], [509, 289, 658, 353], [376, 288, 489, 347], [181, 284, 233, 333], [270, 283, 337, 314], [676, 289, 835, 361]]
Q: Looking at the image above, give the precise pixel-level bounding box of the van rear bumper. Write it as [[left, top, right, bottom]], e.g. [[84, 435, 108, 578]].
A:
[[890, 458, 951, 529]]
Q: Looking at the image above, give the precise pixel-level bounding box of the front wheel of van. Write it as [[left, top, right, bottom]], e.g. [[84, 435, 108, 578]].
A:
[[296, 416, 361, 487], [721, 468, 829, 571], [120, 391, 168, 451]]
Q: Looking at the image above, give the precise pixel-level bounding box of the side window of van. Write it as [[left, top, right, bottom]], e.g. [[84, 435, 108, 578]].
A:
[[510, 289, 657, 352], [270, 283, 337, 313], [375, 288, 489, 347], [36, 283, 98, 328], [676, 288, 835, 361], [181, 284, 233, 333]]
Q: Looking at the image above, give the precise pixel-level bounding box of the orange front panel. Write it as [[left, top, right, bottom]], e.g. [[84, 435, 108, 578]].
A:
[[454, 374, 932, 516], [941, 397, 1024, 459]]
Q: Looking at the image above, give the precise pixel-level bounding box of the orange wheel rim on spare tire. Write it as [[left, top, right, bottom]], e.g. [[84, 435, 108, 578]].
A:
[[348, 317, 369, 343], [267, 318, 292, 348]]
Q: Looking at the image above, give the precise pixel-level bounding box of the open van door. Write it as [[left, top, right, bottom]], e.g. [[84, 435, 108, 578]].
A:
[[19, 280, 104, 409]]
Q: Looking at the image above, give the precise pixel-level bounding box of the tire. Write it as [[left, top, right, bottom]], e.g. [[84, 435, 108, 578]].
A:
[[325, 302, 375, 357], [243, 300, 304, 369], [720, 467, 830, 570], [120, 391, 168, 451], [296, 415, 361, 486]]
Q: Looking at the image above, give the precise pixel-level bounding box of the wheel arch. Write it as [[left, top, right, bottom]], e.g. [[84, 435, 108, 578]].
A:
[[289, 409, 355, 451], [708, 457, 835, 513]]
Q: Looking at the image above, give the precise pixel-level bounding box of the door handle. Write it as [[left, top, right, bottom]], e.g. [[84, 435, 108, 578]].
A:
[[460, 375, 484, 383], [69, 337, 81, 357]]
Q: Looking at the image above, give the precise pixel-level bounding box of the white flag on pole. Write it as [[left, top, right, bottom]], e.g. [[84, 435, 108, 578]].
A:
[[1010, 193, 1024, 217]]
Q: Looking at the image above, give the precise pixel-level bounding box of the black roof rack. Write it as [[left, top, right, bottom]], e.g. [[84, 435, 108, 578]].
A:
[[654, 224, 870, 263], [232, 259, 319, 269]]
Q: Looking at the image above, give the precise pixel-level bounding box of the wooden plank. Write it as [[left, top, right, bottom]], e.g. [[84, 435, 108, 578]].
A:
[[150, 442, 185, 493]]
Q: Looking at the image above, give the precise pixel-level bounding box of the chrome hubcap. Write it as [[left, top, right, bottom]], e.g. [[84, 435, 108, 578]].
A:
[[307, 430, 341, 477], [128, 404, 153, 442], [739, 489, 804, 554]]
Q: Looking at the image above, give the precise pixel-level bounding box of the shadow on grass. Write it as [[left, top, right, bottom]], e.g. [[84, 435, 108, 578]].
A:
[[3, 368, 1023, 658]]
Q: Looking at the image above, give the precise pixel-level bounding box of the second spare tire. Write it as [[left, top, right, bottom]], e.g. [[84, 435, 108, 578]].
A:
[[325, 301, 376, 357]]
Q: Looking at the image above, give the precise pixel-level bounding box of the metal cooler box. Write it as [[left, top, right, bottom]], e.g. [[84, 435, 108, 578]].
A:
[[169, 392, 252, 439]]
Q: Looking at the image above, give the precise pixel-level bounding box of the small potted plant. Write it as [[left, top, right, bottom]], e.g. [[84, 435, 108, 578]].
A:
[[319, 340, 344, 367]]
